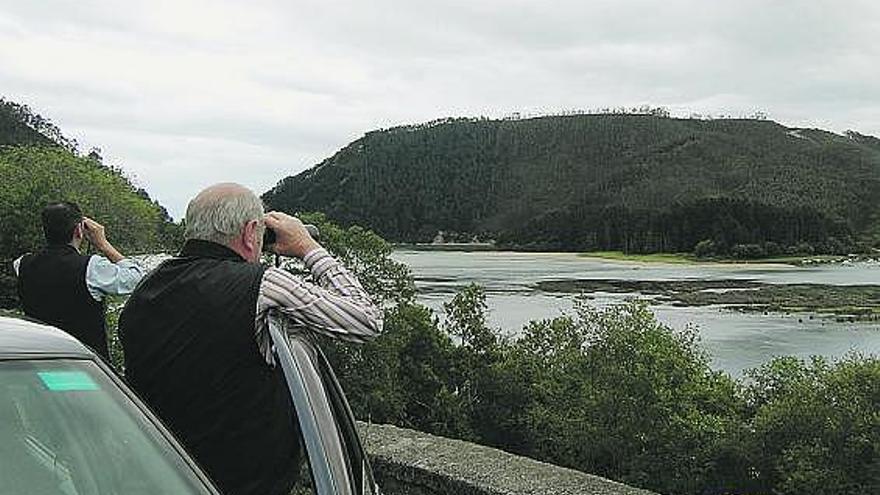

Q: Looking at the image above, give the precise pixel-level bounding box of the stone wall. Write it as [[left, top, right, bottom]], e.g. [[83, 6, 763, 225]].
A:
[[358, 422, 657, 495]]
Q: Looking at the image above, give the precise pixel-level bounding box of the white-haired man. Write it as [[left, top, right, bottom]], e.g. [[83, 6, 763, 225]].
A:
[[119, 183, 382, 495]]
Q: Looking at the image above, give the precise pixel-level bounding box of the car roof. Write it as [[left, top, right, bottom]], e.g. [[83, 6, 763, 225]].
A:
[[0, 316, 95, 359]]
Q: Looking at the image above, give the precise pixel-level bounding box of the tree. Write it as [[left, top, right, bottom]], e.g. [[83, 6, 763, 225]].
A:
[[744, 355, 880, 495], [486, 300, 746, 494], [0, 146, 179, 309]]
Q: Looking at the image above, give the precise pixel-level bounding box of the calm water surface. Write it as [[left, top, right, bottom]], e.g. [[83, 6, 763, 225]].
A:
[[392, 250, 880, 377]]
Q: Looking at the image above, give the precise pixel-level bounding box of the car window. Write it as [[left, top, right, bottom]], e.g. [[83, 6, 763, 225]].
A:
[[0, 359, 213, 495]]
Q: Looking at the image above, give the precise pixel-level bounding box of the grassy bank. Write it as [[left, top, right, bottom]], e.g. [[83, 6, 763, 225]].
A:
[[578, 251, 699, 264], [393, 243, 498, 252]]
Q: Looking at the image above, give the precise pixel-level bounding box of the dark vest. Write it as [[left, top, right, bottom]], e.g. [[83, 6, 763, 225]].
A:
[[17, 245, 108, 358], [119, 240, 299, 495]]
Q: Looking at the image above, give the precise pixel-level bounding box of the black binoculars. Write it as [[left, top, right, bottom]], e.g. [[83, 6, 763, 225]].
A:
[[263, 224, 319, 250]]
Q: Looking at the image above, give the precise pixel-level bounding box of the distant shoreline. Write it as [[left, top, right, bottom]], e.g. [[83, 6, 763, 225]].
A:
[[575, 251, 831, 266], [393, 246, 879, 266], [392, 243, 498, 252], [580, 251, 880, 266]]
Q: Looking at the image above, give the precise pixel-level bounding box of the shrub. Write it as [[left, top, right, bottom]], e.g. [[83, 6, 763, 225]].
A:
[[762, 241, 783, 257], [501, 301, 745, 494], [731, 243, 766, 259], [694, 239, 718, 257], [744, 355, 880, 495]]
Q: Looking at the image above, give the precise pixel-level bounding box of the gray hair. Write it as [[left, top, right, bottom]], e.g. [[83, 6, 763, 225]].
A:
[[184, 183, 264, 245]]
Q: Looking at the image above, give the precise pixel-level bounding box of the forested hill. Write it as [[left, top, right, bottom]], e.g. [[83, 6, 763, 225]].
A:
[[0, 98, 182, 306], [265, 115, 880, 255]]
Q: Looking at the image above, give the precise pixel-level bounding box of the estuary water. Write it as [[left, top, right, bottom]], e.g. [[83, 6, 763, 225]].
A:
[[391, 250, 880, 377]]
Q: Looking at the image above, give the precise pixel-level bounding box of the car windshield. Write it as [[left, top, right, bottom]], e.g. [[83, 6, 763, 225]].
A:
[[0, 359, 213, 495]]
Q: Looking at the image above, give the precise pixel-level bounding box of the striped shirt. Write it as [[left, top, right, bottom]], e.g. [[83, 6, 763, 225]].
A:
[[255, 248, 383, 365]]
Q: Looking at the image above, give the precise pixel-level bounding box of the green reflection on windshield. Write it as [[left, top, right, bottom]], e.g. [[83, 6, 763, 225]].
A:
[[37, 371, 99, 391]]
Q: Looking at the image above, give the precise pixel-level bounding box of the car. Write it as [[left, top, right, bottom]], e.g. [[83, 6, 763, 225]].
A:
[[267, 313, 381, 495], [0, 314, 380, 495]]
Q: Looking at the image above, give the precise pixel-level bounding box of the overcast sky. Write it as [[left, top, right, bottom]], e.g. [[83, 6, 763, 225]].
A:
[[1, 0, 878, 218]]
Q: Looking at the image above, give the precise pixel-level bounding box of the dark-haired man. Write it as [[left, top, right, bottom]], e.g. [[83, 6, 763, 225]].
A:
[[13, 202, 144, 359]]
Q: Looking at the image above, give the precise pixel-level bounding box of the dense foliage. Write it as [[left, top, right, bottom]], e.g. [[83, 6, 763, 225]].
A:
[[264, 115, 880, 255], [288, 221, 878, 495], [743, 355, 880, 494], [332, 291, 879, 495], [0, 98, 183, 309]]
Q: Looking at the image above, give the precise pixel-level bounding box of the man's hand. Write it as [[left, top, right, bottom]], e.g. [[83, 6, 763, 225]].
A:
[[82, 217, 124, 263], [82, 217, 108, 247], [264, 211, 321, 259]]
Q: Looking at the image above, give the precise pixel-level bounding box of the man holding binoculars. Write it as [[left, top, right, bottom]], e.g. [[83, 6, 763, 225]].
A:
[[14, 201, 145, 361], [119, 182, 383, 495]]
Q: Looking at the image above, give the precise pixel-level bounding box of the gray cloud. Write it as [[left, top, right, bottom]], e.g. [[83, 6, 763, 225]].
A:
[[1, 0, 878, 218]]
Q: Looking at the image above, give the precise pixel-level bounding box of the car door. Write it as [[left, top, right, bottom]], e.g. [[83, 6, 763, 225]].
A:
[[268, 315, 380, 495]]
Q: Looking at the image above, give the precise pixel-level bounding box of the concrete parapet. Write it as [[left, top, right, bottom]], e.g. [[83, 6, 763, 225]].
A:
[[358, 422, 656, 495]]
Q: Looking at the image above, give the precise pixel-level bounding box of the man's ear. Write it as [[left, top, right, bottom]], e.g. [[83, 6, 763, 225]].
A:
[[242, 219, 260, 252]]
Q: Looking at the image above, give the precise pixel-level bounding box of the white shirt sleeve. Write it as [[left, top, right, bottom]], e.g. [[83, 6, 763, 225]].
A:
[[85, 255, 146, 301]]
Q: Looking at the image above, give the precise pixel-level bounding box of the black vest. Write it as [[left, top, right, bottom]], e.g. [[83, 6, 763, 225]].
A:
[[119, 240, 299, 495], [17, 245, 108, 358]]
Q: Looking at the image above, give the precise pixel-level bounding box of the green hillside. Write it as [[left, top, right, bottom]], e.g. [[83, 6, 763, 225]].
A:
[[0, 98, 181, 307], [264, 115, 880, 254]]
